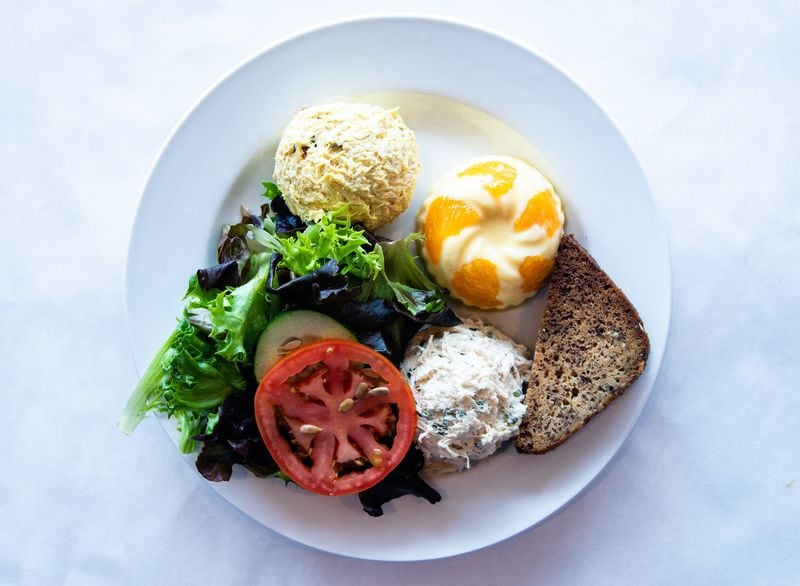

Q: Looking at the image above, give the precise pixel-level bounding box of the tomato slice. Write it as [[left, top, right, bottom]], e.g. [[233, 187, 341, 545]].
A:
[[254, 339, 417, 496]]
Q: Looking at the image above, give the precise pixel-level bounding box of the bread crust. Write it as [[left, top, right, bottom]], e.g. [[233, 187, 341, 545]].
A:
[[515, 235, 650, 454]]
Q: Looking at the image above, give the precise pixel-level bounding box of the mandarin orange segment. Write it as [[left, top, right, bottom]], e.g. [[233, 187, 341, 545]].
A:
[[423, 196, 479, 265], [519, 255, 554, 292], [513, 190, 560, 235], [451, 258, 501, 308], [457, 161, 517, 198]]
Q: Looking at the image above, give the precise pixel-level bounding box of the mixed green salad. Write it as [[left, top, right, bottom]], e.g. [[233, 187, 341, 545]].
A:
[[120, 183, 454, 514]]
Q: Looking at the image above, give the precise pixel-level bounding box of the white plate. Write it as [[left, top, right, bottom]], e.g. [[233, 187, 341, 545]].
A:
[[126, 16, 671, 561]]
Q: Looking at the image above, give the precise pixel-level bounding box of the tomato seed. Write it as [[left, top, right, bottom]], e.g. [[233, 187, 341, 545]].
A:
[[338, 398, 354, 412]]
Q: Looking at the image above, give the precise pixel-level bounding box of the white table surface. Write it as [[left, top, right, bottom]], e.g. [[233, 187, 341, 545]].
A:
[[2, 1, 798, 584]]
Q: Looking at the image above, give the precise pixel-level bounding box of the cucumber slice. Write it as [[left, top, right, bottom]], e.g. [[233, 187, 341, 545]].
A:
[[254, 310, 356, 380]]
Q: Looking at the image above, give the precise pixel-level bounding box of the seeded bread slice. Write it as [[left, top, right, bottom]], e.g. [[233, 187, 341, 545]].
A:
[[515, 235, 649, 454]]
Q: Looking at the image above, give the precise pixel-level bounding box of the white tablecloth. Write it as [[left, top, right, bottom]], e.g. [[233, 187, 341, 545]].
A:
[[3, 1, 798, 584]]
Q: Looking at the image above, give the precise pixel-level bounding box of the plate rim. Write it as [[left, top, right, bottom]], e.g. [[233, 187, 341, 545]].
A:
[[124, 13, 673, 561]]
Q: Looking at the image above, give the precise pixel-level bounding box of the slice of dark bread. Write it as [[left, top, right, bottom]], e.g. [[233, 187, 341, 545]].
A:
[[515, 235, 650, 454]]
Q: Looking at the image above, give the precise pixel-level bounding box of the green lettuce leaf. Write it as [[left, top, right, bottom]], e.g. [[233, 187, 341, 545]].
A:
[[360, 234, 448, 317], [207, 256, 274, 363], [186, 253, 280, 364], [261, 181, 281, 201], [118, 317, 247, 453], [161, 320, 246, 412]]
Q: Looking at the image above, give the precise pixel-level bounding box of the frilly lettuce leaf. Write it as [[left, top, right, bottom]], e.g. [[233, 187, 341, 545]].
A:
[[265, 206, 383, 279], [118, 317, 246, 453]]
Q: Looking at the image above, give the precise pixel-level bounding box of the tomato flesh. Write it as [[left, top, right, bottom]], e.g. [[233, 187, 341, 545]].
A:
[[254, 340, 417, 496]]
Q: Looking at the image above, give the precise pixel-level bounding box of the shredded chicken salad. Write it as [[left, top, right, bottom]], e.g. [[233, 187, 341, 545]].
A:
[[400, 317, 532, 472]]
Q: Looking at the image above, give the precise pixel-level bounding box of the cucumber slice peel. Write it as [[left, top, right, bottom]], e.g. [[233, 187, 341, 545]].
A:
[[254, 310, 355, 380]]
